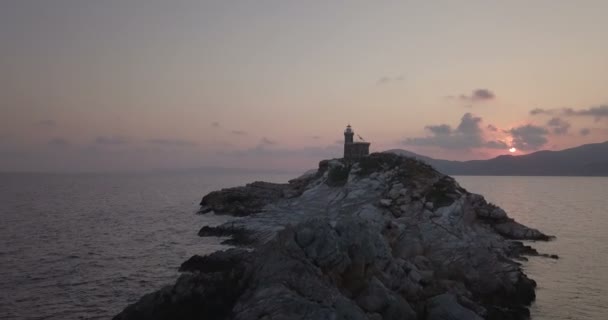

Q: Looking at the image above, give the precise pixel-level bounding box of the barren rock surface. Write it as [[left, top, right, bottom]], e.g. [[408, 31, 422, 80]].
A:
[[115, 153, 553, 320]]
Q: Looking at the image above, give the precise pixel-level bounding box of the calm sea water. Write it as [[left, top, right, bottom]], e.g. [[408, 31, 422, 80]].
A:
[[0, 171, 294, 320], [0, 173, 606, 319], [456, 176, 608, 320]]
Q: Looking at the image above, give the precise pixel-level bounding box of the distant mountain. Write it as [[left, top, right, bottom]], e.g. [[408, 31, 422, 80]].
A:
[[386, 141, 608, 176]]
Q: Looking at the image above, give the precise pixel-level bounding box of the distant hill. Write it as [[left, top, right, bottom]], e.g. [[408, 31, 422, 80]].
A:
[[386, 141, 608, 176]]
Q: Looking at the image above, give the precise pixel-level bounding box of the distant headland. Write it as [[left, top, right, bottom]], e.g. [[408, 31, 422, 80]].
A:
[[388, 141, 608, 176]]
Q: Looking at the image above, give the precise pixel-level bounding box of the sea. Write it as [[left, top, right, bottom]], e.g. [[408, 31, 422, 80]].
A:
[[0, 172, 606, 319]]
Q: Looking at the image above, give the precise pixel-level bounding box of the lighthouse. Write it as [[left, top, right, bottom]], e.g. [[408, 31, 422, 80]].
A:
[[343, 124, 370, 160]]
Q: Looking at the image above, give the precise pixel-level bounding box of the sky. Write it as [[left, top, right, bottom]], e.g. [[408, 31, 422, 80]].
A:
[[1, 0, 607, 172]]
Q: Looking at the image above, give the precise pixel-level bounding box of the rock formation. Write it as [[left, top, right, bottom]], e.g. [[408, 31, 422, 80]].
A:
[[115, 153, 553, 320]]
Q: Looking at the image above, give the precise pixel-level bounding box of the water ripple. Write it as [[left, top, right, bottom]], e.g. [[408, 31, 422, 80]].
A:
[[457, 176, 608, 320], [0, 172, 293, 319], [2, 173, 606, 319]]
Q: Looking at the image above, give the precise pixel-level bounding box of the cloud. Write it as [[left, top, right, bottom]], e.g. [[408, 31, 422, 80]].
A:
[[546, 117, 570, 135], [404, 113, 507, 150], [529, 108, 549, 115], [426, 124, 452, 135], [211, 121, 221, 128], [580, 128, 591, 136], [219, 137, 283, 158], [48, 137, 70, 147], [487, 124, 498, 132], [226, 144, 341, 159], [377, 75, 404, 85], [235, 137, 278, 154], [456, 113, 483, 135], [147, 138, 197, 147], [451, 89, 495, 103], [508, 124, 549, 151], [231, 130, 247, 135], [377, 77, 391, 85], [260, 137, 277, 146], [36, 120, 56, 127], [470, 89, 495, 101], [94, 136, 128, 145], [530, 105, 608, 121], [483, 140, 509, 149], [563, 105, 608, 120]]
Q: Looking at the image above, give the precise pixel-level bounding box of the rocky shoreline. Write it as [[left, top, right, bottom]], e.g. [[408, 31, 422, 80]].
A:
[[114, 153, 554, 320]]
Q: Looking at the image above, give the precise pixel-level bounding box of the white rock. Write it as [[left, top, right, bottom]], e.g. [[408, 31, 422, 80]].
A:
[[380, 199, 393, 207]]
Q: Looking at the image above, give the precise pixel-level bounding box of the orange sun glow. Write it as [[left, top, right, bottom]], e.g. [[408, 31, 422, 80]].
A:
[[509, 147, 517, 153]]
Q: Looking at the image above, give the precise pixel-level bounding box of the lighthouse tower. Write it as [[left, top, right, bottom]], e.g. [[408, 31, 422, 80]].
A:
[[343, 124, 370, 160], [344, 124, 354, 144]]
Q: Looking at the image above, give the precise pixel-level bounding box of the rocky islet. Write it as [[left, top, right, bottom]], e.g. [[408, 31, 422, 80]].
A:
[[115, 153, 554, 320]]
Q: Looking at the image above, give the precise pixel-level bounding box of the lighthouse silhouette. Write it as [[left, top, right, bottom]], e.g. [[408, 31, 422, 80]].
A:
[[343, 124, 370, 160]]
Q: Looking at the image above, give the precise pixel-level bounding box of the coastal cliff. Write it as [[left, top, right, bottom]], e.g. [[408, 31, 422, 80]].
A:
[[115, 153, 552, 320]]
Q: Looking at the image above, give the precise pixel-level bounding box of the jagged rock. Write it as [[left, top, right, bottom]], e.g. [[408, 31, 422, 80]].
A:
[[199, 178, 315, 216], [179, 249, 248, 273], [426, 293, 483, 320], [114, 250, 250, 320], [379, 199, 392, 207], [477, 206, 508, 220], [388, 184, 404, 199], [116, 153, 555, 320], [356, 277, 391, 312], [493, 221, 551, 241], [382, 294, 417, 320], [197, 225, 255, 245]]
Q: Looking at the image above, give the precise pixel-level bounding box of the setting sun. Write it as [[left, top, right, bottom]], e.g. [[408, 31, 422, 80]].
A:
[[509, 147, 517, 153]]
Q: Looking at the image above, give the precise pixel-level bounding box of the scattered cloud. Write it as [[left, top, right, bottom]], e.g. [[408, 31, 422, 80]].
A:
[[487, 124, 498, 132], [450, 89, 495, 103], [224, 137, 279, 156], [211, 121, 221, 128], [404, 113, 507, 150], [470, 89, 495, 101], [36, 120, 56, 127], [48, 137, 70, 147], [456, 113, 483, 135], [580, 128, 591, 136], [147, 138, 197, 147], [546, 117, 570, 135], [529, 108, 548, 115], [94, 136, 128, 145], [508, 124, 549, 151], [377, 75, 405, 85], [483, 140, 509, 149], [226, 144, 341, 159], [426, 124, 452, 135], [377, 77, 390, 85], [260, 137, 277, 146], [530, 105, 608, 121], [563, 105, 608, 120], [231, 130, 247, 135]]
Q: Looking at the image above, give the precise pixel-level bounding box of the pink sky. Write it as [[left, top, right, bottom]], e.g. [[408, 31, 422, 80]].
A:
[[1, 1, 607, 172]]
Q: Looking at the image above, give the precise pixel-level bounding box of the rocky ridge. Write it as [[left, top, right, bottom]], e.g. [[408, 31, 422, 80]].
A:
[[115, 153, 554, 320]]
